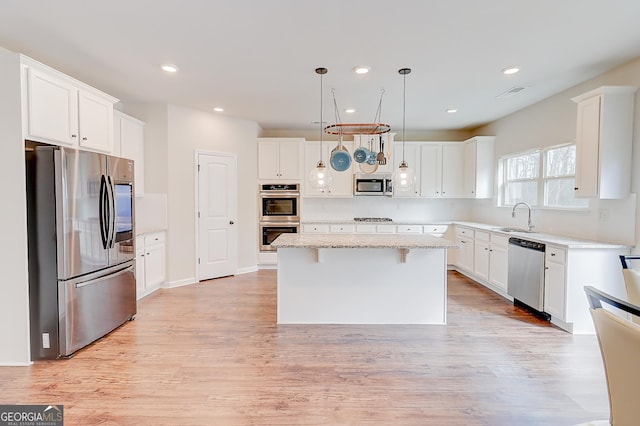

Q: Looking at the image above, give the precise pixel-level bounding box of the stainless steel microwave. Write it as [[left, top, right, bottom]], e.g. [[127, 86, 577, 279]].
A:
[[353, 174, 393, 196]]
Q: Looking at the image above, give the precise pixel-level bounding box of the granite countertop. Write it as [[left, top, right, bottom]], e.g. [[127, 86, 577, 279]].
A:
[[299, 218, 628, 249], [272, 233, 459, 249], [454, 221, 628, 249]]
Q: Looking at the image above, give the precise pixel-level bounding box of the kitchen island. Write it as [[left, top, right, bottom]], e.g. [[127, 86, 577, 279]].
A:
[[271, 233, 459, 324]]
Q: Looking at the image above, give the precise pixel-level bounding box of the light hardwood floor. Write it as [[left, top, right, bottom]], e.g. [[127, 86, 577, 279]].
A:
[[1, 270, 609, 425]]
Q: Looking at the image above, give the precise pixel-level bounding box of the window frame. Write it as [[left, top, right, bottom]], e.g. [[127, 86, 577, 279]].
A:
[[499, 143, 588, 210], [499, 148, 542, 207]]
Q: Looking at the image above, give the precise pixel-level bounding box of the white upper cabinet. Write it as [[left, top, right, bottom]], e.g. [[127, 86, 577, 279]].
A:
[[23, 57, 118, 153], [420, 142, 464, 198], [258, 138, 303, 180], [78, 90, 114, 152], [571, 86, 637, 199], [26, 68, 79, 146], [393, 143, 420, 197], [419, 143, 442, 197], [441, 143, 465, 198], [463, 136, 495, 198], [114, 111, 145, 197], [303, 141, 354, 198]]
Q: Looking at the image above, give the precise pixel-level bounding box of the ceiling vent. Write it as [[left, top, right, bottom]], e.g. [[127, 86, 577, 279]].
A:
[[496, 86, 526, 99]]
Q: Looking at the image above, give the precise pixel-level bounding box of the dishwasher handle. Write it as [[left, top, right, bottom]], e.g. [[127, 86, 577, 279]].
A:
[[509, 237, 545, 252]]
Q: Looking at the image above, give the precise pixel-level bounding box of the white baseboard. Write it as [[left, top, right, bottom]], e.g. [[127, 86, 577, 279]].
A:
[[166, 277, 196, 288], [258, 264, 277, 270], [237, 266, 258, 274], [0, 361, 32, 367]]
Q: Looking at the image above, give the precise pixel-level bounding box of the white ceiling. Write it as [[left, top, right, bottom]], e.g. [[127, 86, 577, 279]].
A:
[[2, 0, 640, 132]]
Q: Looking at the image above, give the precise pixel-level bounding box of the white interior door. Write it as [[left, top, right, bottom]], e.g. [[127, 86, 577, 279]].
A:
[[197, 152, 237, 280]]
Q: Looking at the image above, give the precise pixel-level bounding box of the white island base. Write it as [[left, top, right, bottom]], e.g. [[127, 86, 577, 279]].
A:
[[276, 246, 448, 324]]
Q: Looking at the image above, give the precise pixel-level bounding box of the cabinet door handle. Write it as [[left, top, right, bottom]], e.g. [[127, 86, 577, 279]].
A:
[[574, 187, 579, 190], [82, 137, 88, 141], [229, 220, 235, 225], [545, 267, 549, 270], [71, 134, 77, 138], [551, 253, 556, 256]]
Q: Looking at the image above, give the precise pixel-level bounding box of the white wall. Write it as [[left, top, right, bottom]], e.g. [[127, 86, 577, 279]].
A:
[[0, 53, 31, 365], [121, 103, 260, 283], [122, 103, 169, 194], [302, 197, 473, 222], [166, 104, 260, 283], [472, 57, 640, 247]]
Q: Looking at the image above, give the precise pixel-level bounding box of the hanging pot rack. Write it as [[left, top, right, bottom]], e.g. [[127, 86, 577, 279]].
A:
[[323, 123, 391, 135], [324, 88, 391, 135]]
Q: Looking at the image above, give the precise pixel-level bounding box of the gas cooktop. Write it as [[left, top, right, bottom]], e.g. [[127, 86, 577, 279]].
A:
[[353, 217, 393, 222]]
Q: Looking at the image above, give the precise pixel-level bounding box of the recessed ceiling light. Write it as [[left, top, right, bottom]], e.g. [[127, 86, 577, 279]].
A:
[[345, 108, 356, 114], [353, 65, 370, 75], [213, 107, 224, 112], [446, 108, 458, 114], [161, 64, 179, 73], [502, 66, 520, 75]]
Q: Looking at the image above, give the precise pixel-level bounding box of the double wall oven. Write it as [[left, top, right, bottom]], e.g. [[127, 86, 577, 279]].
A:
[[259, 183, 300, 252]]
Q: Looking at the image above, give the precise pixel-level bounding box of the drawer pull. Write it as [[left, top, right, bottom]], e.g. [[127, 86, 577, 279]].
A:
[[551, 253, 556, 257]]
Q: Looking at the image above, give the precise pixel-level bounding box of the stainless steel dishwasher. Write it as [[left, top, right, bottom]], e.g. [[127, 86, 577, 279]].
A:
[[507, 237, 547, 315]]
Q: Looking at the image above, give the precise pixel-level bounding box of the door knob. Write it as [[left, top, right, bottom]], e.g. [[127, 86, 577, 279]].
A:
[[229, 220, 235, 225]]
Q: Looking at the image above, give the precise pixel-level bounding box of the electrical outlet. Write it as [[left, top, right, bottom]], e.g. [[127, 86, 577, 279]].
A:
[[42, 333, 50, 349], [599, 208, 610, 221]]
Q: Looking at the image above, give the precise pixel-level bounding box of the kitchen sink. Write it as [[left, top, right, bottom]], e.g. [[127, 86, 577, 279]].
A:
[[493, 227, 534, 233]]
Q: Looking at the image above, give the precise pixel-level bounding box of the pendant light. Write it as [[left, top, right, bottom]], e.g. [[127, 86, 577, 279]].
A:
[[308, 67, 333, 190], [393, 67, 415, 192]]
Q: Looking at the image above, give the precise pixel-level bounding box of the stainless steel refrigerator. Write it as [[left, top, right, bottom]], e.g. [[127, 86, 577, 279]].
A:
[[26, 145, 137, 359]]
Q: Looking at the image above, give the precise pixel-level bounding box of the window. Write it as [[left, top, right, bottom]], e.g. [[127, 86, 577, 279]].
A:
[[503, 151, 540, 206], [500, 144, 588, 209], [544, 145, 588, 208]]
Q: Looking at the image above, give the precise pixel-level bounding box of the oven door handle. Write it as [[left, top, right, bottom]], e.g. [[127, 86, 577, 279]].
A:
[[259, 192, 300, 198]]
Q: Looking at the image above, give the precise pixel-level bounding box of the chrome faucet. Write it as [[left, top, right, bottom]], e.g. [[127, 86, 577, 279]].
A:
[[512, 201, 534, 231]]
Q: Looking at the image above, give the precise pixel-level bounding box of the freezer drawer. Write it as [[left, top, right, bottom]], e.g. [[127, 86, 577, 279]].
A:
[[59, 263, 136, 357]]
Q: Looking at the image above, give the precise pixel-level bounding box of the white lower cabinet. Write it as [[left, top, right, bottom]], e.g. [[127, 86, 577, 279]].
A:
[[376, 224, 396, 234], [396, 225, 423, 234], [330, 224, 356, 233], [355, 224, 376, 233], [488, 234, 509, 292], [455, 227, 475, 273], [303, 223, 443, 236], [473, 231, 490, 282], [302, 224, 329, 233], [456, 227, 508, 295], [543, 245, 566, 320], [135, 231, 166, 299]]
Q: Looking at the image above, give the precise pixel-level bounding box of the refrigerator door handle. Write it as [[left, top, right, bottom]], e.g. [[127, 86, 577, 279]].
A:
[[107, 176, 116, 248], [99, 175, 109, 249], [74, 264, 134, 289]]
